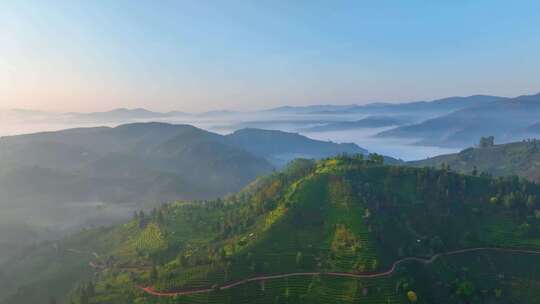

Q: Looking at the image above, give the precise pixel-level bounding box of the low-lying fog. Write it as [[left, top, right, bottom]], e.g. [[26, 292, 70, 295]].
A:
[[0, 109, 460, 263], [0, 111, 458, 161]]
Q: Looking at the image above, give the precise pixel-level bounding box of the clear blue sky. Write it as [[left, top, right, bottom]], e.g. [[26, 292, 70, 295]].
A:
[[1, 0, 539, 112]]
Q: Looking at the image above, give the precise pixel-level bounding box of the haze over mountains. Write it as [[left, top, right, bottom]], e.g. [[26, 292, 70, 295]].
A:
[[2, 92, 540, 282], [265, 94, 505, 115], [0, 122, 367, 264], [378, 93, 540, 147], [2, 92, 540, 303], [300, 115, 413, 132], [4, 93, 539, 155]]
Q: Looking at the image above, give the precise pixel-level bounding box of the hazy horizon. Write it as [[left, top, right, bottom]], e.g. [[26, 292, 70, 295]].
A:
[[0, 91, 537, 114]]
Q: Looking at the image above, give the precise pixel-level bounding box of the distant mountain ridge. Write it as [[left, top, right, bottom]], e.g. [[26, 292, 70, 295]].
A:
[[65, 108, 186, 121], [264, 94, 506, 115], [4, 93, 512, 120], [301, 115, 412, 132], [226, 128, 367, 167], [4, 93, 539, 153], [526, 122, 540, 134], [0, 122, 369, 204], [378, 93, 540, 147]]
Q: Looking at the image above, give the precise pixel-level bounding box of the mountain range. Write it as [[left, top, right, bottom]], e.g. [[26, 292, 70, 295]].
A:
[[0, 123, 367, 265], [301, 115, 412, 132], [0, 122, 366, 204], [226, 128, 367, 167], [264, 95, 506, 116], [378, 93, 540, 147], [65, 108, 183, 121], [4, 93, 540, 153], [0, 93, 515, 123]]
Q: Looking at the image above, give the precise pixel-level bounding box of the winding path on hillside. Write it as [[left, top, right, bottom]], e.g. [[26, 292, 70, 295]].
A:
[[136, 247, 540, 297]]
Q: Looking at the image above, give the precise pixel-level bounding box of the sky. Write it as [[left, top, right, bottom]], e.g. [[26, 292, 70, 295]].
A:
[[1, 0, 540, 113]]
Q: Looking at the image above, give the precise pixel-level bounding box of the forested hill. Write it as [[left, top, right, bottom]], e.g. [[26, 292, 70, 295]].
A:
[[0, 122, 270, 202], [411, 139, 540, 183], [0, 122, 367, 204], [225, 128, 367, 167], [5, 156, 540, 304]]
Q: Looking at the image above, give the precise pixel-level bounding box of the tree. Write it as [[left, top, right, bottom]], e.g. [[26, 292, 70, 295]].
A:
[[518, 222, 531, 236], [479, 136, 495, 148], [440, 163, 451, 171], [364, 208, 371, 218], [219, 247, 227, 261], [527, 195, 537, 209], [456, 281, 475, 299], [503, 193, 516, 209], [150, 263, 158, 282], [86, 281, 95, 297], [407, 290, 418, 303], [429, 236, 444, 252], [368, 153, 384, 165], [295, 251, 303, 267], [480, 171, 492, 179], [354, 153, 364, 161], [79, 288, 89, 304], [157, 210, 165, 225], [371, 259, 378, 270], [138, 211, 146, 228]]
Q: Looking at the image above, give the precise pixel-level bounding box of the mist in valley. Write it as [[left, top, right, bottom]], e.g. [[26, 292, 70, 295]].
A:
[[0, 108, 459, 263]]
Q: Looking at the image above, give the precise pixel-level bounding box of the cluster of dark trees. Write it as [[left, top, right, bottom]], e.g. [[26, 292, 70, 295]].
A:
[[479, 136, 495, 148], [331, 153, 385, 165], [133, 207, 166, 229]]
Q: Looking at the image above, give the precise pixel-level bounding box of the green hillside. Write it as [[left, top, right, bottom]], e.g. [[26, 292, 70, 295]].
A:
[[5, 156, 540, 304], [411, 139, 540, 183]]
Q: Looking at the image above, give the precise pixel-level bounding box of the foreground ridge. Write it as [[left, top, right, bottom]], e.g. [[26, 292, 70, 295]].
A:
[[137, 247, 540, 297]]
